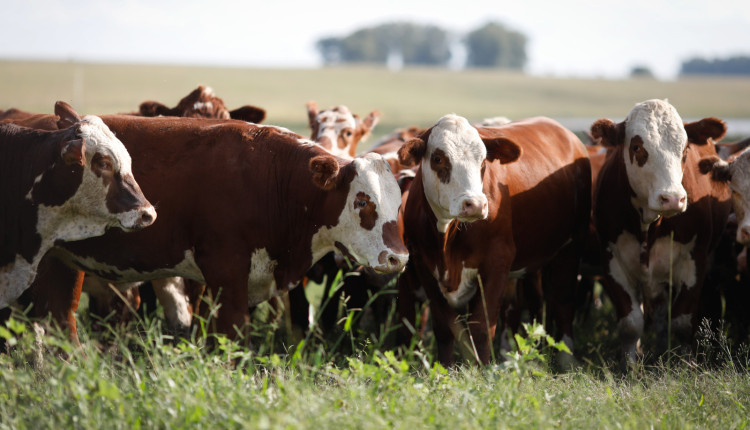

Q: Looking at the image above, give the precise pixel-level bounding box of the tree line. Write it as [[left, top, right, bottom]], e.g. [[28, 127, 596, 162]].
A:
[[680, 56, 750, 76], [316, 21, 527, 70]]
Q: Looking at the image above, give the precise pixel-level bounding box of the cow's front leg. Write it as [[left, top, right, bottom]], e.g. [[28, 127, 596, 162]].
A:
[[465, 270, 506, 365]]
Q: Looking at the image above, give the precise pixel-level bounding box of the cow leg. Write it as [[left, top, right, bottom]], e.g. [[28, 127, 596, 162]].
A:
[[543, 244, 581, 368], [22, 254, 85, 347], [601, 270, 643, 366], [152, 277, 192, 337], [466, 273, 506, 365]]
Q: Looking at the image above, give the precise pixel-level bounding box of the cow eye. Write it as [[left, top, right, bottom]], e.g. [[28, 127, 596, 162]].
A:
[[345, 130, 353, 138], [96, 159, 113, 171], [356, 199, 367, 208], [432, 155, 442, 164]]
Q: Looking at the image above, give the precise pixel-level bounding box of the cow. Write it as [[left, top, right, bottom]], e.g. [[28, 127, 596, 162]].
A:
[[306, 101, 380, 158], [137, 85, 266, 123], [14, 115, 407, 344], [368, 126, 425, 176], [0, 102, 156, 311], [591, 99, 731, 366], [397, 114, 591, 366], [699, 145, 750, 344]]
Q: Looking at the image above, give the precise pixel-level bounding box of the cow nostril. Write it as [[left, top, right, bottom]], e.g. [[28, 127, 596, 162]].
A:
[[659, 195, 670, 205], [141, 212, 154, 225], [388, 256, 399, 267]]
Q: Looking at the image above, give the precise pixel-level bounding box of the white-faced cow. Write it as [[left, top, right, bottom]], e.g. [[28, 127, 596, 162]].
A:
[[306, 101, 380, 158], [0, 102, 156, 309], [592, 99, 731, 365], [15, 115, 407, 343], [398, 114, 591, 366]]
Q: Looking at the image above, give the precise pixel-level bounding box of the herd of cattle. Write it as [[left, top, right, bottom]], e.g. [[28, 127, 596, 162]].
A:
[[2, 85, 750, 368]]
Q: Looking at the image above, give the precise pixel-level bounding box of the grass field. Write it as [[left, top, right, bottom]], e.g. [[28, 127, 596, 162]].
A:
[[3, 60, 750, 427], [2, 60, 750, 146]]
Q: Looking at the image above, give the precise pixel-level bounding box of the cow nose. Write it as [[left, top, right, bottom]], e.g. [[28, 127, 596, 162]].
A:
[[658, 193, 686, 213], [374, 251, 408, 274], [136, 206, 157, 229], [459, 197, 488, 220]]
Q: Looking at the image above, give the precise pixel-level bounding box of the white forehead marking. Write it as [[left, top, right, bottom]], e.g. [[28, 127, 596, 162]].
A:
[[625, 99, 686, 157], [429, 114, 487, 162], [78, 115, 133, 176], [193, 101, 213, 111]]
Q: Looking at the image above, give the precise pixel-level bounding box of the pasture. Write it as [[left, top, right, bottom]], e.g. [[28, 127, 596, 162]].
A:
[[2, 60, 750, 428]]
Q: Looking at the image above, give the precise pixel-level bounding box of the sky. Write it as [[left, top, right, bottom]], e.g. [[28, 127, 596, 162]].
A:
[[1, 0, 749, 80]]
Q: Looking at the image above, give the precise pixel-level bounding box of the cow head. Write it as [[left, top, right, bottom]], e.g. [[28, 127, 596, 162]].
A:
[[398, 114, 521, 232], [139, 86, 265, 123], [50, 101, 156, 236], [309, 152, 407, 274], [700, 148, 750, 245], [307, 101, 381, 158], [591, 99, 707, 225]]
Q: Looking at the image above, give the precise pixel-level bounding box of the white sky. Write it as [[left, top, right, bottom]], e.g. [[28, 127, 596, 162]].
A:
[[2, 0, 749, 80]]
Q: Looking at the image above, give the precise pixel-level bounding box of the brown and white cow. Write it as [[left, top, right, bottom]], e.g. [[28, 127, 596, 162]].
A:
[[0, 102, 156, 309], [137, 85, 266, 123], [592, 99, 731, 365], [398, 114, 591, 366], [17, 115, 407, 342], [306, 101, 380, 158]]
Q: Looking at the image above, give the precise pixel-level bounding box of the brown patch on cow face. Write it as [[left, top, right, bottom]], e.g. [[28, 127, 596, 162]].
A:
[[91, 153, 115, 186], [382, 220, 407, 254], [338, 128, 354, 149], [430, 148, 452, 184], [106, 172, 149, 214], [355, 192, 378, 230], [628, 135, 648, 167]]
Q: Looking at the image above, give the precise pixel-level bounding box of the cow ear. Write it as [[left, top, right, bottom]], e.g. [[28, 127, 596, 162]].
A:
[[357, 110, 381, 141], [229, 105, 266, 123], [590, 118, 624, 148], [306, 101, 319, 129], [61, 138, 87, 166], [698, 155, 732, 183], [685, 117, 727, 146], [139, 101, 172, 117], [398, 138, 427, 167], [309, 155, 341, 190], [55, 101, 81, 129], [483, 137, 522, 164]]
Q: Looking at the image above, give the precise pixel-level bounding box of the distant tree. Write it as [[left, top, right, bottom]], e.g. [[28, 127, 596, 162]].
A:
[[630, 65, 654, 79], [315, 22, 452, 67], [464, 22, 527, 69], [680, 56, 750, 76]]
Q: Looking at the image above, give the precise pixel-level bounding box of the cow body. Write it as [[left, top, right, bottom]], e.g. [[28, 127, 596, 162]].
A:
[[1, 104, 155, 309], [24, 115, 407, 340], [399, 115, 591, 365], [592, 99, 730, 364]]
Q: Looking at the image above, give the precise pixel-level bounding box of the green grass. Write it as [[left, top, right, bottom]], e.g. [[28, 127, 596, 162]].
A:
[[3, 60, 750, 147], [2, 307, 750, 430]]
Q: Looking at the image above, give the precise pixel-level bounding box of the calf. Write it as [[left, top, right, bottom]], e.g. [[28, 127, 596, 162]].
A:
[[21, 115, 407, 342], [1, 102, 155, 309], [398, 114, 591, 365], [592, 99, 730, 364]]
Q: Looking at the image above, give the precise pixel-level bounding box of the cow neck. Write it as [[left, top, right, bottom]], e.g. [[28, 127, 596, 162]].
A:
[[1, 127, 74, 266], [404, 167, 446, 268]]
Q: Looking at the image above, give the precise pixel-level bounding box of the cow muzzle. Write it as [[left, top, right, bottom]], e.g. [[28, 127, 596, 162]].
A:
[[117, 205, 157, 231], [651, 190, 687, 217], [372, 251, 409, 274], [456, 195, 489, 222]]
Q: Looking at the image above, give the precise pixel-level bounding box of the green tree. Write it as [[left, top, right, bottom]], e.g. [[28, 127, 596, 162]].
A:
[[464, 22, 527, 69]]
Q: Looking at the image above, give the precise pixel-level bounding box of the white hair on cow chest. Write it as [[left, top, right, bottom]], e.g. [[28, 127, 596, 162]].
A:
[[247, 248, 279, 307], [0, 256, 38, 308], [607, 230, 697, 303]]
